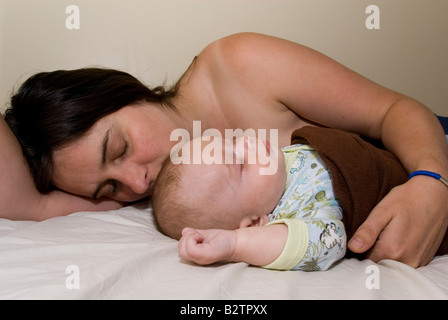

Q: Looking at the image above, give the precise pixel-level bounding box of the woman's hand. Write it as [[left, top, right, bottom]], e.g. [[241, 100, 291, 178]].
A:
[[348, 176, 448, 267]]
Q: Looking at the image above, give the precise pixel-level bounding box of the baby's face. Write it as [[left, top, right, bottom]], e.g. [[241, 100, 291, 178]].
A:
[[180, 136, 286, 229]]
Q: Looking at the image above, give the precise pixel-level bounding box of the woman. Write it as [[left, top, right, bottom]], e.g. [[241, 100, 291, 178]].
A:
[[2, 33, 448, 267]]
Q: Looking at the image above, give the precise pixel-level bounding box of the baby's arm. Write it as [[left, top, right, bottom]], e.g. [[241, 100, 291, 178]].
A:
[[178, 224, 288, 266]]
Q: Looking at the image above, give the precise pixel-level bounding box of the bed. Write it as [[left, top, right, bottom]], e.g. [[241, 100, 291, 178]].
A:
[[1, 201, 447, 300]]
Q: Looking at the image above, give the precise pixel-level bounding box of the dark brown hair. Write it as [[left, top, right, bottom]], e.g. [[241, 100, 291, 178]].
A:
[[4, 68, 178, 193]]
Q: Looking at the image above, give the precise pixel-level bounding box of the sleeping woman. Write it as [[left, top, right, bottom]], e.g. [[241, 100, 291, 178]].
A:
[[1, 33, 447, 268]]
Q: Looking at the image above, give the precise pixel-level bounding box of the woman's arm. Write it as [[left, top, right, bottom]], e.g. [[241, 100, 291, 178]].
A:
[[178, 225, 288, 266], [348, 102, 448, 266], [0, 114, 122, 221], [206, 33, 448, 267]]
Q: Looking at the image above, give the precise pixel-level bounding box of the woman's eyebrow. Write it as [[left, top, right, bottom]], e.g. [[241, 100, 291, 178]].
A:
[[92, 129, 111, 199], [101, 129, 111, 167]]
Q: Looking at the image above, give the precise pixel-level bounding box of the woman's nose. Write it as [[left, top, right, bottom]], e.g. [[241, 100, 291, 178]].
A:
[[117, 165, 149, 194]]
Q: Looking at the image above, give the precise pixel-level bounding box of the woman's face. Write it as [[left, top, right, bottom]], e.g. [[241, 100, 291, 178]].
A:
[[52, 104, 179, 202]]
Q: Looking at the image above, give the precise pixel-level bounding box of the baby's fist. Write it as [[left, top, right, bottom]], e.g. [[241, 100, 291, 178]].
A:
[[178, 228, 237, 265]]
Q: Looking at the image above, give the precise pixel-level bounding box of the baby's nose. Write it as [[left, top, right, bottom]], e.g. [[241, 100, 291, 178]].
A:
[[234, 136, 258, 164]]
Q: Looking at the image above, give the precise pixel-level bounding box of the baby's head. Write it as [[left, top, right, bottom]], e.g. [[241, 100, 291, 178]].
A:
[[153, 135, 286, 239]]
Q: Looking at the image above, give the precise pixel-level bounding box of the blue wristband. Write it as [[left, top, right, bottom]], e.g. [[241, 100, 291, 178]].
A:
[[408, 170, 448, 188]]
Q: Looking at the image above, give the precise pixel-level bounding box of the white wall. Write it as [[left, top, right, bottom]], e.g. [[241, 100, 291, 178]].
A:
[[1, 0, 447, 115]]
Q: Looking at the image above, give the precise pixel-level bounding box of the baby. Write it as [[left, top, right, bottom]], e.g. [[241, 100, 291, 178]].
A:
[[153, 133, 347, 272]]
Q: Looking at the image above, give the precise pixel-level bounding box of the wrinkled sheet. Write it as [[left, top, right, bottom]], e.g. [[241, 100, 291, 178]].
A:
[[0, 202, 447, 300]]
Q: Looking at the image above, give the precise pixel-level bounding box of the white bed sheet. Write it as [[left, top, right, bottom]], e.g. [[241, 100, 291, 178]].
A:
[[0, 202, 447, 300]]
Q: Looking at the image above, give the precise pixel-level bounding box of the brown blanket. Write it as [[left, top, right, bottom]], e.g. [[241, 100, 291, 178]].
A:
[[291, 126, 448, 257]]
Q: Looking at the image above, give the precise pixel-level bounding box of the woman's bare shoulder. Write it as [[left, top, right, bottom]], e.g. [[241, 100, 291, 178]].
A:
[[197, 32, 295, 70], [194, 32, 317, 91]]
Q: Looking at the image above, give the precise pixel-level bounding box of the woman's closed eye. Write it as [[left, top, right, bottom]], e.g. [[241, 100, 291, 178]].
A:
[[94, 179, 118, 199], [94, 140, 128, 199], [113, 141, 128, 161], [104, 180, 118, 196], [105, 143, 128, 194]]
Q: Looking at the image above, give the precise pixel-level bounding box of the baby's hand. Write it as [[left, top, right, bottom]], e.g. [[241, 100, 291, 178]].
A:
[[178, 227, 237, 265]]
